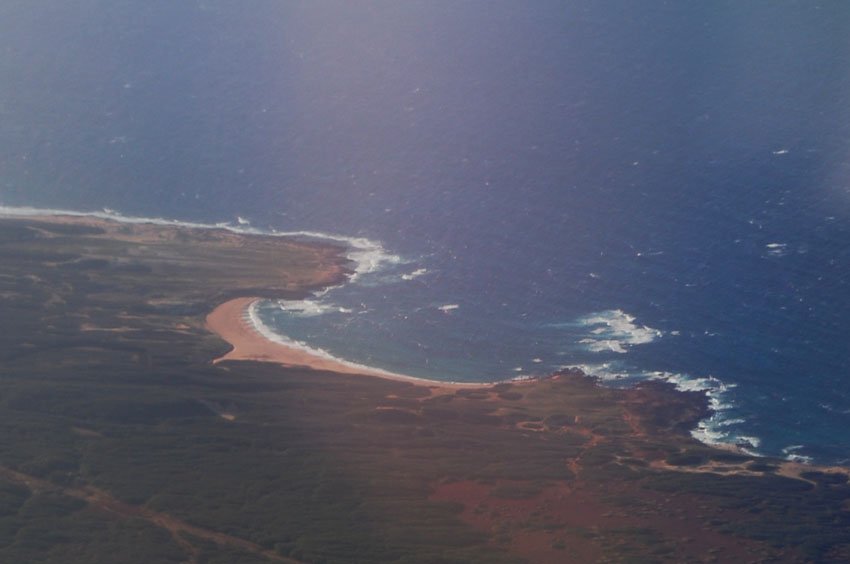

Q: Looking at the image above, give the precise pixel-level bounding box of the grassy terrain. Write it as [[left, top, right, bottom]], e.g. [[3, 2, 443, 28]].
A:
[[0, 215, 849, 563]]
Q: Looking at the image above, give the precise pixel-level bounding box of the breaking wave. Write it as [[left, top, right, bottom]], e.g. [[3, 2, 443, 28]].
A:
[[765, 242, 789, 257], [570, 361, 758, 454], [557, 309, 663, 353], [274, 298, 352, 318], [244, 301, 403, 379], [782, 445, 813, 464], [0, 205, 402, 285], [401, 267, 429, 281]]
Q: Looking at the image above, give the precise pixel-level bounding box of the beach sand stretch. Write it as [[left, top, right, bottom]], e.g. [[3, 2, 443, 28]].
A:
[[206, 297, 492, 390]]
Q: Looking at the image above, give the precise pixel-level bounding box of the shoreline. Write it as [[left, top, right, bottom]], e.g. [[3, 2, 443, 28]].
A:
[[2, 206, 832, 465], [204, 298, 758, 455], [206, 297, 493, 390], [203, 299, 850, 480], [3, 206, 486, 390], [4, 210, 850, 561]]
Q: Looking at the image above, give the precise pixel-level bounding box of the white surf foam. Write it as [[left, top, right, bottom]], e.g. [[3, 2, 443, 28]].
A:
[[2, 205, 448, 379], [647, 372, 761, 453], [782, 445, 813, 464], [575, 310, 662, 353], [264, 229, 403, 281], [579, 338, 628, 353], [569, 362, 759, 454], [4, 205, 766, 453], [765, 242, 788, 257], [248, 301, 494, 386], [246, 301, 404, 379], [0, 204, 227, 230], [0, 205, 404, 284], [401, 267, 428, 281], [820, 403, 850, 415], [566, 362, 633, 385], [275, 298, 348, 318]]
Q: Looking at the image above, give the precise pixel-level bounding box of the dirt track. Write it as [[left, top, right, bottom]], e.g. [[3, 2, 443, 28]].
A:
[[0, 465, 302, 564]]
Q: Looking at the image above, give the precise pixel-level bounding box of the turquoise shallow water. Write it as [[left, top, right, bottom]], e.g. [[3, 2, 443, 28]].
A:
[[2, 1, 850, 463]]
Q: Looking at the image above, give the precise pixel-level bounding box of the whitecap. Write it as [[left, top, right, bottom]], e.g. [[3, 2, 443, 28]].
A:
[[715, 418, 746, 427], [782, 445, 813, 463], [692, 419, 762, 457], [569, 363, 755, 454], [579, 338, 628, 354], [565, 362, 630, 382], [276, 298, 345, 318], [401, 268, 428, 281], [765, 243, 788, 257], [574, 309, 662, 353], [736, 435, 761, 449], [820, 403, 850, 415]]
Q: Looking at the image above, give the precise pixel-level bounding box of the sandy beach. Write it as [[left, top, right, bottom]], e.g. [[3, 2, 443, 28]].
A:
[[206, 297, 492, 390]]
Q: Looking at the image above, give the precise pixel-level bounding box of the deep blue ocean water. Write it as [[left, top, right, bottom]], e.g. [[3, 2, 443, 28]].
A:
[[2, 1, 850, 463]]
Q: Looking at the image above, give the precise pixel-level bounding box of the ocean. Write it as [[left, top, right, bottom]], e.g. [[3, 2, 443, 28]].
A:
[[2, 1, 850, 464]]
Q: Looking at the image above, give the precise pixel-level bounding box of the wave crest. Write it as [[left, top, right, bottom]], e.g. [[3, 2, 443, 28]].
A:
[[576, 310, 662, 353], [246, 302, 400, 378], [276, 299, 352, 318], [570, 362, 757, 454]]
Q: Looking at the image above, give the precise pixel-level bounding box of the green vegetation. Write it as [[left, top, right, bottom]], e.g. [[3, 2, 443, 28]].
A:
[[0, 479, 186, 564], [0, 215, 849, 563]]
